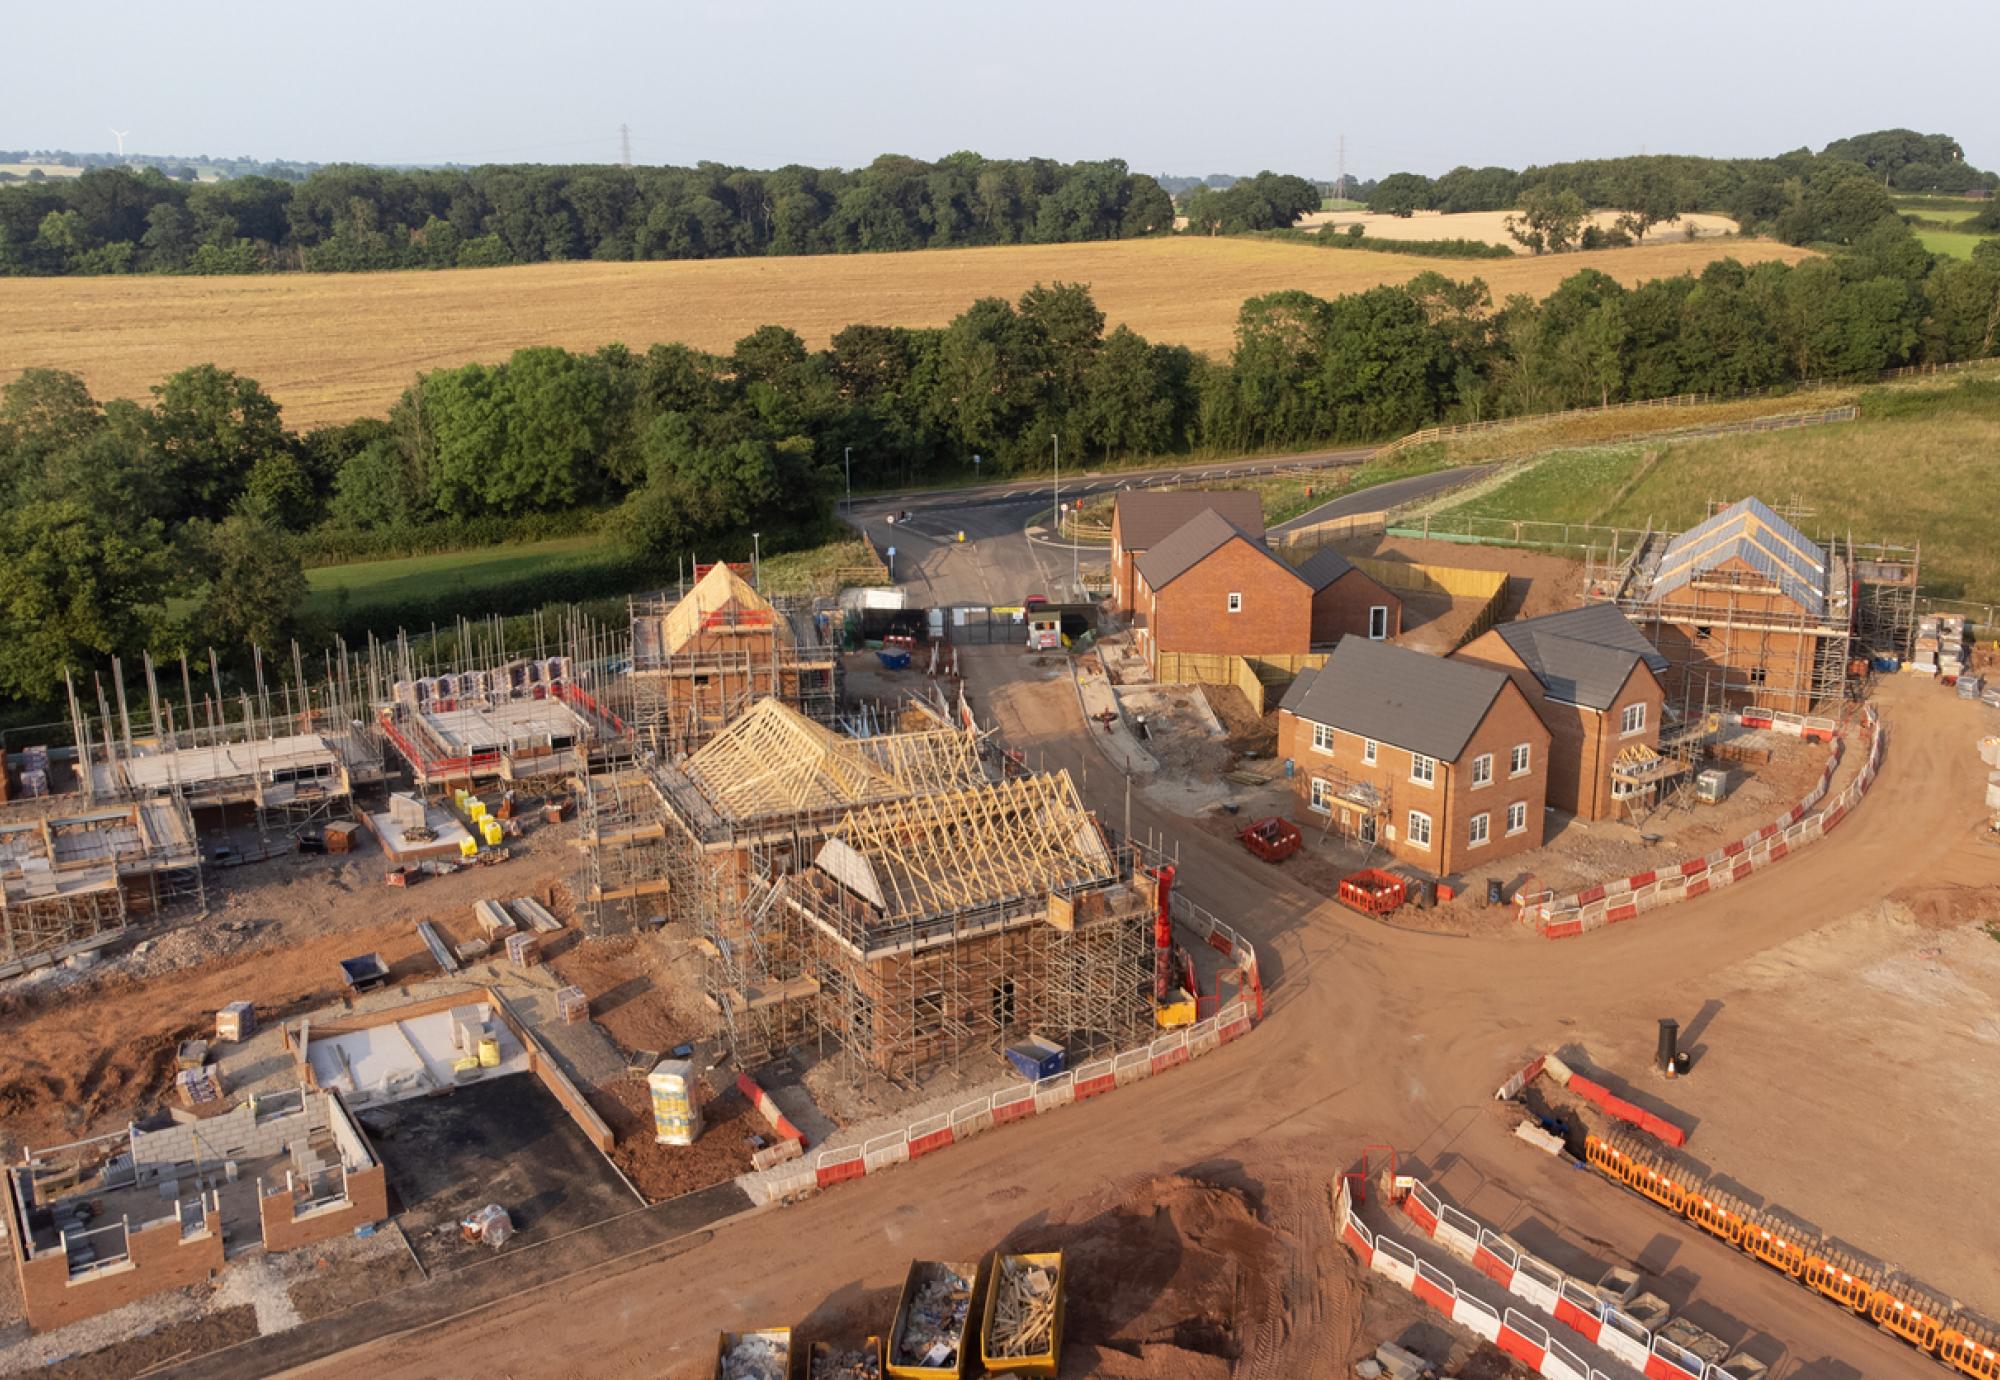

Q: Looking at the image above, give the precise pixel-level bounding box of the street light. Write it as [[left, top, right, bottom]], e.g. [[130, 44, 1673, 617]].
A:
[[752, 531, 761, 590], [843, 446, 852, 512], [973, 453, 981, 481]]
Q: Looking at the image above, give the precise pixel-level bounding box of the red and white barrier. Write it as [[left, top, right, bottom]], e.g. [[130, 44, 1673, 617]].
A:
[[1520, 706, 1883, 938], [736, 1072, 808, 1148], [748, 997, 1258, 1205], [1345, 1171, 1771, 1380]]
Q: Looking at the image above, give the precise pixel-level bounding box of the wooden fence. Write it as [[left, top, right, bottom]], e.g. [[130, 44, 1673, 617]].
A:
[[1154, 650, 1329, 715]]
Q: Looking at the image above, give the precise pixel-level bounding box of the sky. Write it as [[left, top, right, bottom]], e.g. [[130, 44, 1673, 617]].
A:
[[5, 1, 1997, 177]]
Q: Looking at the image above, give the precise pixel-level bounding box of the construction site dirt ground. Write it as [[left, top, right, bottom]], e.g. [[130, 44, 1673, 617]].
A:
[[189, 656, 1991, 1380]]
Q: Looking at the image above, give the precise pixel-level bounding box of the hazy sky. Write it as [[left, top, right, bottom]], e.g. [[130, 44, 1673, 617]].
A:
[[6, 2, 1996, 176]]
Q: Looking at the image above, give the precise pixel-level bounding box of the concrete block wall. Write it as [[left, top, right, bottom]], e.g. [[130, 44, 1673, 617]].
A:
[[132, 1092, 328, 1184]]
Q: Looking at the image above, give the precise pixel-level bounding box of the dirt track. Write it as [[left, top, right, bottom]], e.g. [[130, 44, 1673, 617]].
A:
[[244, 663, 1997, 1380]]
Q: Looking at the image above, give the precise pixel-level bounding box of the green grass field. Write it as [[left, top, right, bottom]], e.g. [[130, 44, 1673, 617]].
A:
[[1916, 227, 1993, 259], [1438, 374, 2000, 601], [1893, 197, 1985, 224], [303, 535, 625, 616]]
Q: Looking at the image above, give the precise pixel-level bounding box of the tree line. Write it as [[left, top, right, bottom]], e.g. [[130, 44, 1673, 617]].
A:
[[0, 153, 1174, 275], [3, 216, 1996, 705], [1364, 130, 1999, 248]]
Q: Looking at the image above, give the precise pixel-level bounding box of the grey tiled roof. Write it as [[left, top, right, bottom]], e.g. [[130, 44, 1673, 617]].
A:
[[1134, 509, 1304, 593], [1284, 638, 1508, 762], [1493, 605, 1666, 710], [1114, 490, 1265, 549], [1293, 546, 1359, 592]]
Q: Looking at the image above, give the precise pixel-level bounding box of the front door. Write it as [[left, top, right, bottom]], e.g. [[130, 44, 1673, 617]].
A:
[[1359, 813, 1378, 844]]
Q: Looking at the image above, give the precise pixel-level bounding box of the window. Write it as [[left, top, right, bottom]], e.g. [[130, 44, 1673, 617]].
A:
[[1407, 810, 1433, 850], [1363, 738, 1378, 766], [915, 989, 946, 1034], [1507, 801, 1528, 835], [1620, 703, 1647, 736], [991, 978, 1016, 1026], [1470, 753, 1493, 788], [1468, 812, 1490, 847], [1748, 667, 1767, 686], [1311, 723, 1335, 755], [1227, 592, 1243, 614], [1410, 753, 1436, 787], [1510, 743, 1531, 777], [1309, 778, 1333, 814], [1369, 605, 1389, 640]]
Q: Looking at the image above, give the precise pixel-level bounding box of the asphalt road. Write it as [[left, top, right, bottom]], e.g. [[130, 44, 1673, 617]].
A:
[[847, 454, 1493, 607]]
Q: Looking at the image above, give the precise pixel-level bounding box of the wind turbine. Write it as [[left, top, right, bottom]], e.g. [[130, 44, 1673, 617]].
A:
[[109, 128, 130, 158]]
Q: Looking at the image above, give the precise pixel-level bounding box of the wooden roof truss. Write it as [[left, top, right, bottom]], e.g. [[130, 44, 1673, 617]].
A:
[[818, 772, 1114, 928]]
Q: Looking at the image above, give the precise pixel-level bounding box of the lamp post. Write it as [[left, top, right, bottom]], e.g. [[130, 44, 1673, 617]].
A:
[[752, 531, 761, 590], [972, 453, 981, 482], [843, 446, 852, 512]]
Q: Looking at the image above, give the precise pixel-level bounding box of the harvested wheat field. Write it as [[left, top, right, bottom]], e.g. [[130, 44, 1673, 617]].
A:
[[1293, 206, 1744, 248], [0, 235, 1809, 428]]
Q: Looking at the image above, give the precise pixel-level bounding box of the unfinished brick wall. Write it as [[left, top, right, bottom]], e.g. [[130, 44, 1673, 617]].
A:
[[257, 1162, 387, 1252], [7, 1183, 223, 1334]]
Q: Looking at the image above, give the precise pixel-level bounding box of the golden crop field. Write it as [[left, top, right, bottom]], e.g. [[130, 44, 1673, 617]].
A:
[[0, 235, 1812, 428]]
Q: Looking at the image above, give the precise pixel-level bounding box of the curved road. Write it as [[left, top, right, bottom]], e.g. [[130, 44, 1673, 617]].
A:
[[273, 659, 2000, 1380]]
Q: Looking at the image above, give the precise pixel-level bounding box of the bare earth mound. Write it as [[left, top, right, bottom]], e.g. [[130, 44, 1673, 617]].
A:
[[0, 236, 1809, 428]]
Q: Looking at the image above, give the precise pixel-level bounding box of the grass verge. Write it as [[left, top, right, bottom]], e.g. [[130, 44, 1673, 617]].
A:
[[1435, 373, 2000, 601]]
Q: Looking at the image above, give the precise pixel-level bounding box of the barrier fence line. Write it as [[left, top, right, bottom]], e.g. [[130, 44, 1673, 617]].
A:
[[1517, 706, 1882, 938], [1336, 1172, 1720, 1380]]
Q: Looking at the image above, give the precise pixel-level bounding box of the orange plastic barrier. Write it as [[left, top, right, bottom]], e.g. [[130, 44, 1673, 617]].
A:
[[1683, 1192, 1744, 1246], [1802, 1255, 1873, 1312], [1940, 1331, 2000, 1380], [1871, 1290, 1945, 1350], [1738, 1220, 1807, 1278]]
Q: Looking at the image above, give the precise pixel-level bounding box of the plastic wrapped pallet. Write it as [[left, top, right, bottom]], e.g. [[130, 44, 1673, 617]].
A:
[[648, 1058, 702, 1146]]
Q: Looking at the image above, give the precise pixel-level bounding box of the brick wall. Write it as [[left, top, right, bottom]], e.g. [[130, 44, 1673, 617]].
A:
[[1143, 541, 1310, 666], [1653, 564, 1824, 713], [8, 1175, 223, 1334], [1311, 569, 1402, 645], [1280, 680, 1550, 877], [257, 1162, 387, 1252], [1109, 512, 1138, 615]]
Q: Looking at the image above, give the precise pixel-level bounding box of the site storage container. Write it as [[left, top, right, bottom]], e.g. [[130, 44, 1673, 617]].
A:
[[1003, 1037, 1065, 1083]]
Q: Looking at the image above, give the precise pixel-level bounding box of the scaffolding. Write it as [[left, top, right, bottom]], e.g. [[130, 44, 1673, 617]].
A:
[[572, 696, 990, 938], [775, 773, 1158, 1082], [627, 565, 843, 757], [0, 798, 204, 970], [66, 645, 383, 841], [1581, 499, 1913, 716]]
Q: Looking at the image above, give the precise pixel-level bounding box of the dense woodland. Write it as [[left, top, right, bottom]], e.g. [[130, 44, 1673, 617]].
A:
[[0, 154, 1175, 274], [2, 200, 1995, 703], [1363, 131, 2000, 246]]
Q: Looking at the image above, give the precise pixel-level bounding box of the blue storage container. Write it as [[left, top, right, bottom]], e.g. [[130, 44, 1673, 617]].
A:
[[1872, 655, 1901, 672], [1004, 1036, 1066, 1082]]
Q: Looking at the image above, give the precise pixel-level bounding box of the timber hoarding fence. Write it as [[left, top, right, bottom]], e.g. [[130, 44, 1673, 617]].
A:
[[740, 895, 1262, 1206], [1517, 706, 1880, 937]]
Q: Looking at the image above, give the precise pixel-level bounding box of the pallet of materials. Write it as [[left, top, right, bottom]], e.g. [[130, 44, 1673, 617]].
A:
[[509, 896, 564, 933], [980, 1252, 1064, 1376], [649, 1057, 702, 1146]]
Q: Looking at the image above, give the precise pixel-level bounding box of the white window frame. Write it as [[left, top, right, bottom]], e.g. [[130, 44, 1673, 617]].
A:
[[1506, 800, 1528, 836], [1468, 812, 1490, 847], [1510, 743, 1531, 777], [1227, 592, 1242, 614], [1311, 722, 1335, 755], [1470, 753, 1493, 789], [1362, 738, 1377, 766], [1406, 810, 1432, 850], [1368, 605, 1389, 640], [1309, 778, 1333, 814], [1409, 753, 1436, 787], [1620, 702, 1647, 737]]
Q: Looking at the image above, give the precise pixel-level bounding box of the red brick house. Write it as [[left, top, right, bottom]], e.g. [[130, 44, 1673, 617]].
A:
[[1109, 490, 1265, 615], [1294, 547, 1402, 645], [1277, 639, 1550, 877], [1454, 605, 1668, 821], [1132, 510, 1310, 676]]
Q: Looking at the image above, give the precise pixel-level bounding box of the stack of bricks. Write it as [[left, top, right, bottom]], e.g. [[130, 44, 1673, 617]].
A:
[[505, 932, 539, 968], [556, 985, 589, 1024]]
